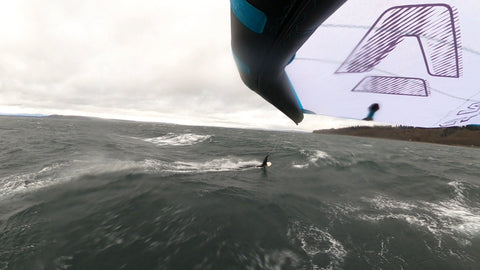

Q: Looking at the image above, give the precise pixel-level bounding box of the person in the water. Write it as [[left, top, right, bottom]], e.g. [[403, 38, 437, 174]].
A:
[[257, 154, 270, 168], [363, 103, 380, 121]]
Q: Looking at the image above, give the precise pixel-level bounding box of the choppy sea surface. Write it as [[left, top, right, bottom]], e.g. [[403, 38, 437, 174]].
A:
[[1, 115, 479, 270]]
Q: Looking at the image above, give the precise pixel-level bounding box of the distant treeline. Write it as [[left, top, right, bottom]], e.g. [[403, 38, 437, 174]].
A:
[[313, 125, 480, 147]]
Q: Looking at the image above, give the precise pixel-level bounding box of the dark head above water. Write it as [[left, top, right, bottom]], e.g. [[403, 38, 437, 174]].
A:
[[363, 103, 380, 121], [257, 154, 270, 168]]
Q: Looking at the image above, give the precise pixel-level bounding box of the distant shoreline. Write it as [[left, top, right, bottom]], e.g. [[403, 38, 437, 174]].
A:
[[313, 126, 480, 148]]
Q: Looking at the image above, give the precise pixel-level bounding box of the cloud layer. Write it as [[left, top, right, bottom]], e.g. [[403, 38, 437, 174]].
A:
[[0, 0, 358, 130]]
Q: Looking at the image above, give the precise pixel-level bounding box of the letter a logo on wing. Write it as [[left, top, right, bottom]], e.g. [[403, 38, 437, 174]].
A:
[[336, 4, 461, 97]]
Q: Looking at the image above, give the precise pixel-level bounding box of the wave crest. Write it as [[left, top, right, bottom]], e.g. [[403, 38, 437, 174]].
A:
[[143, 157, 259, 174], [144, 133, 212, 146], [292, 150, 333, 169], [288, 221, 347, 270]]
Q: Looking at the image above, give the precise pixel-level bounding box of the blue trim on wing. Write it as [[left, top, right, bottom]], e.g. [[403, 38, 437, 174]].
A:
[[302, 109, 315, 114], [285, 55, 312, 114], [286, 54, 312, 113], [232, 51, 251, 75], [287, 54, 296, 65], [287, 75, 304, 111], [230, 0, 267, 34]]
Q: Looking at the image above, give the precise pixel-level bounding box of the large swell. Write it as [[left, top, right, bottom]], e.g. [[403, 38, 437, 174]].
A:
[[0, 116, 479, 269]]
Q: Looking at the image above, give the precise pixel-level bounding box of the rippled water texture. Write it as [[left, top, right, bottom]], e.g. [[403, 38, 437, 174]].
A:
[[0, 116, 479, 269]]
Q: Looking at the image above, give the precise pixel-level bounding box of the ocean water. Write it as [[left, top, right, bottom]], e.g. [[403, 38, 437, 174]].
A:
[[0, 115, 479, 270]]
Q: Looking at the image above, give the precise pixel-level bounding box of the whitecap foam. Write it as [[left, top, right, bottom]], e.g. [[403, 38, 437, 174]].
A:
[[292, 164, 309, 169], [330, 203, 362, 216], [359, 195, 443, 236], [288, 221, 347, 270], [142, 157, 259, 174], [359, 213, 434, 233], [53, 256, 73, 269], [367, 195, 415, 211], [256, 249, 301, 270], [0, 162, 69, 199], [423, 181, 480, 239], [0, 159, 153, 200], [359, 184, 480, 245], [292, 150, 333, 169], [0, 156, 260, 200], [426, 200, 480, 239], [144, 133, 212, 146]]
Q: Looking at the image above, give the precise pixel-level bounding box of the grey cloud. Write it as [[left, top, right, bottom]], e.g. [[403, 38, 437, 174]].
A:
[[0, 0, 348, 130]]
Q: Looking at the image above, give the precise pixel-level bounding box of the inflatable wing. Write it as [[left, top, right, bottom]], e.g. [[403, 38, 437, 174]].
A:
[[230, 0, 480, 127]]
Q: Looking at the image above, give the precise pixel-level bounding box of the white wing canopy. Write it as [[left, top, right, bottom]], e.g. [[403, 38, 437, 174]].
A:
[[231, 0, 480, 127], [286, 0, 480, 127]]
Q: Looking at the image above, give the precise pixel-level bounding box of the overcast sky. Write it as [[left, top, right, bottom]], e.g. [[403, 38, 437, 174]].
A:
[[0, 0, 370, 131]]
